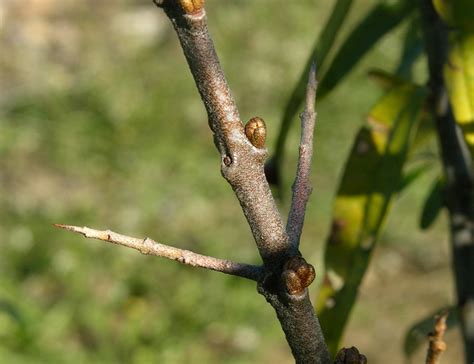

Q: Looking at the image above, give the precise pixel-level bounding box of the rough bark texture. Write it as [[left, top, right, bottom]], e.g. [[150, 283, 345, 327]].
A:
[[286, 63, 317, 252], [419, 1, 474, 362], [162, 4, 289, 269], [258, 277, 330, 364], [158, 2, 331, 363]]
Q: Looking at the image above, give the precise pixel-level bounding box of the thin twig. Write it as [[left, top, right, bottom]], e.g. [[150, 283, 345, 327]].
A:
[[269, 0, 352, 192], [287, 62, 318, 251], [55, 224, 264, 281], [425, 311, 448, 364]]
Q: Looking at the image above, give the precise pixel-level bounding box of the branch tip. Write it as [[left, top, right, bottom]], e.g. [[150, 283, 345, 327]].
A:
[[286, 61, 318, 250], [310, 61, 317, 83], [54, 223, 80, 233], [425, 310, 448, 364], [56, 224, 263, 281]]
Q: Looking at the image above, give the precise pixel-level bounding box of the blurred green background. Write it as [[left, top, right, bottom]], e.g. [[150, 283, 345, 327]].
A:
[[0, 0, 463, 362]]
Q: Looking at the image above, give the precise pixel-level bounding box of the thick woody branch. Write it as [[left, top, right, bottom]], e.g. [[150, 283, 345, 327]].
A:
[[160, 1, 289, 268], [425, 311, 448, 364], [55, 224, 264, 281], [287, 63, 318, 251], [153, 3, 331, 363], [258, 285, 330, 364]]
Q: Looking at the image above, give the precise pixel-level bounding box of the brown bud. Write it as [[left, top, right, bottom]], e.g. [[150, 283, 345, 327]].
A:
[[281, 256, 316, 295], [179, 0, 205, 14], [245, 117, 266, 148], [282, 270, 303, 295], [334, 347, 367, 364]]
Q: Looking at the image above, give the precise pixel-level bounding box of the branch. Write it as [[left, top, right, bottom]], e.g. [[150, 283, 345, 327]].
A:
[[156, 2, 331, 363], [160, 1, 288, 269], [55, 224, 264, 281], [425, 311, 448, 364], [287, 62, 318, 251]]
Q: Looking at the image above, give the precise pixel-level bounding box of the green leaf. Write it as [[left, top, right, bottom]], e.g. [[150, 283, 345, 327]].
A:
[[316, 81, 427, 355], [368, 68, 406, 90], [395, 16, 424, 79], [404, 306, 458, 359], [432, 0, 474, 156], [269, 0, 353, 189], [367, 69, 435, 150], [443, 32, 474, 155], [398, 164, 431, 193], [420, 177, 445, 230], [411, 104, 435, 150], [433, 0, 474, 31], [318, 0, 415, 98], [269, 0, 415, 193]]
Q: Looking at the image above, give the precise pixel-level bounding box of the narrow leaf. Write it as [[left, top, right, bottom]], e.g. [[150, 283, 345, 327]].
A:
[[269, 0, 415, 192], [368, 68, 405, 90], [420, 177, 445, 230], [444, 32, 474, 155], [318, 0, 415, 98], [395, 16, 424, 79], [367, 69, 435, 150], [433, 0, 474, 31], [398, 164, 431, 193], [316, 82, 427, 355]]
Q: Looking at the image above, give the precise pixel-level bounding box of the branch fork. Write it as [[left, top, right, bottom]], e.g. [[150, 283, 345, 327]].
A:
[[56, 1, 332, 363]]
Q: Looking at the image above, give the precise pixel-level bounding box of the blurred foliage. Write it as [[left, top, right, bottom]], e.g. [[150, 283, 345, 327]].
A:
[[419, 176, 444, 230], [268, 0, 415, 193], [0, 0, 463, 363], [268, 0, 353, 189], [316, 81, 427, 354], [300, 0, 471, 360], [433, 0, 474, 153]]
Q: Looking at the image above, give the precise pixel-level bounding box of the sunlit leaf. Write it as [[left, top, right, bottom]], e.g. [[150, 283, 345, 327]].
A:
[[433, 0, 474, 31], [433, 0, 474, 156], [316, 82, 427, 355], [368, 68, 435, 150], [443, 32, 474, 154]]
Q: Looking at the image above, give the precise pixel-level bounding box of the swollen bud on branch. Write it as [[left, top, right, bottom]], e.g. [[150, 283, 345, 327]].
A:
[[281, 256, 316, 295], [334, 347, 367, 364], [179, 0, 205, 14], [245, 117, 267, 149]]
